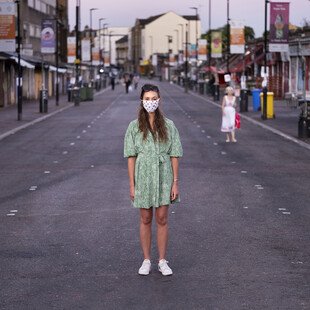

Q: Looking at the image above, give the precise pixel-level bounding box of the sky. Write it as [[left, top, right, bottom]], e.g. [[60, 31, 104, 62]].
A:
[[68, 0, 310, 38]]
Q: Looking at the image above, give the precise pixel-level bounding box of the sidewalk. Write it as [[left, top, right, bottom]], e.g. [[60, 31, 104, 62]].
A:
[[0, 95, 73, 139], [0, 87, 109, 141]]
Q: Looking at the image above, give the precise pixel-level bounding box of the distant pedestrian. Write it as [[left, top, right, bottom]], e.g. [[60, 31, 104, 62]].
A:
[[110, 76, 115, 91], [133, 74, 140, 90], [124, 74, 131, 93], [221, 86, 237, 142], [124, 84, 183, 276]]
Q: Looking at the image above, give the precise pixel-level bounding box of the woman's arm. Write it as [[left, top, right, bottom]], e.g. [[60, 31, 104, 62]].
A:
[[128, 157, 136, 201], [170, 157, 179, 201]]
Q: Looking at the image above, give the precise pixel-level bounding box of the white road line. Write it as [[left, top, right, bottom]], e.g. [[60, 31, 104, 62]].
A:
[[82, 130, 87, 133], [278, 208, 287, 211], [53, 161, 59, 164], [201, 130, 205, 133], [207, 136, 211, 139], [88, 125, 91, 128], [197, 125, 201, 128], [76, 136, 81, 139], [62, 151, 68, 155], [221, 151, 227, 155], [44, 171, 51, 174], [7, 214, 15, 216], [282, 212, 291, 215], [70, 142, 75, 146], [29, 186, 38, 191], [213, 142, 218, 146], [10, 210, 18, 213], [231, 161, 236, 164], [241, 170, 247, 174]]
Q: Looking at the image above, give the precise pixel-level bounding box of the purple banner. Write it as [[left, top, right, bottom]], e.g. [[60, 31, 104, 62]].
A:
[[270, 2, 289, 44], [41, 19, 56, 54]]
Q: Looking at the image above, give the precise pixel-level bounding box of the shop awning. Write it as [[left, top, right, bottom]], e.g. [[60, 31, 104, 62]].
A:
[[10, 56, 35, 69], [49, 65, 67, 73]]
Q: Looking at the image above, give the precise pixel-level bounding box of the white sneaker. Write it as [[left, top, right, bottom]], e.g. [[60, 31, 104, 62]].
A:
[[158, 259, 173, 276], [138, 259, 151, 275]]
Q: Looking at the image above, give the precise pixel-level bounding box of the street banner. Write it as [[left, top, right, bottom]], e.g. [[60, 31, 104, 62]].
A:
[[189, 44, 196, 60], [0, 2, 15, 52], [230, 20, 245, 54], [92, 47, 100, 66], [169, 53, 176, 67], [81, 39, 91, 62], [178, 52, 184, 65], [269, 2, 290, 52], [103, 51, 110, 67], [198, 39, 207, 61], [67, 37, 76, 63], [152, 54, 158, 66], [211, 31, 222, 58], [41, 19, 56, 54]]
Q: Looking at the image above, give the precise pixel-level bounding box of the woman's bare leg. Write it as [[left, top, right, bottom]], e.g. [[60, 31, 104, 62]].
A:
[[231, 130, 237, 142], [226, 133, 230, 142], [155, 206, 169, 261], [140, 208, 153, 259]]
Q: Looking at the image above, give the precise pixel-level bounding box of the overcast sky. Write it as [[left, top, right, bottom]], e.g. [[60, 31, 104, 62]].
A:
[[68, 0, 310, 37]]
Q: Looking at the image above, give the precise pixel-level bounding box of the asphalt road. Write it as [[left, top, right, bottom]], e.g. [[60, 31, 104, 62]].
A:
[[0, 81, 309, 310]]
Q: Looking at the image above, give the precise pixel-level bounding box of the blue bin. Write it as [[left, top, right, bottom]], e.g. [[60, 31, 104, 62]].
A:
[[251, 89, 262, 111]]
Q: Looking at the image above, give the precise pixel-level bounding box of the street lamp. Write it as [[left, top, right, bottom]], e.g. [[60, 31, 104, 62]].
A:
[[55, 0, 59, 106], [15, 0, 22, 120], [178, 24, 184, 53], [90, 8, 98, 84], [208, 0, 212, 79], [262, 0, 269, 120], [226, 0, 230, 75]]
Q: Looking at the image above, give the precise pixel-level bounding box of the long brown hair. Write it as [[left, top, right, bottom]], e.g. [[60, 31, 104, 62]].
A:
[[138, 84, 168, 142]]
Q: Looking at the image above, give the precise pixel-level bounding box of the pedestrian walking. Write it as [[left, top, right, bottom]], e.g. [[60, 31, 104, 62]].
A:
[[124, 84, 183, 276], [110, 76, 115, 91], [124, 74, 131, 94], [221, 86, 237, 142]]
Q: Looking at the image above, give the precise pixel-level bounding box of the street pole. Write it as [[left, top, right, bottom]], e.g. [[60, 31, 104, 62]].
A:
[[55, 0, 59, 106], [90, 8, 98, 86], [99, 18, 105, 66], [190, 7, 198, 87], [75, 0, 80, 106], [262, 0, 269, 120], [185, 24, 189, 93], [208, 0, 212, 78], [226, 0, 230, 75], [15, 0, 22, 121]]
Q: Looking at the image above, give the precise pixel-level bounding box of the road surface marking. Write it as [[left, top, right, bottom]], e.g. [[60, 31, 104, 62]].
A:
[[91, 165, 95, 168], [88, 125, 91, 128], [197, 125, 201, 128], [29, 186, 38, 191], [282, 211, 291, 215], [76, 136, 81, 139], [53, 161, 58, 164], [82, 130, 87, 133], [278, 208, 286, 211], [213, 142, 218, 146], [243, 206, 249, 209], [44, 171, 50, 174], [10, 210, 18, 213], [231, 161, 236, 164], [62, 151, 68, 155], [241, 170, 247, 174], [7, 213, 15, 216], [207, 136, 211, 139], [70, 142, 75, 146], [201, 130, 205, 133], [221, 151, 227, 155]]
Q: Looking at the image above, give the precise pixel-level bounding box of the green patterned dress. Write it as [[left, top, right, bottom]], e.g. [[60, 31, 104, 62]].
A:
[[124, 118, 183, 209]]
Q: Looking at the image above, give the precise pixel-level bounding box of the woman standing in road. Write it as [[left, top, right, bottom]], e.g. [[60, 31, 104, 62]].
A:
[[124, 84, 183, 276], [221, 86, 237, 142]]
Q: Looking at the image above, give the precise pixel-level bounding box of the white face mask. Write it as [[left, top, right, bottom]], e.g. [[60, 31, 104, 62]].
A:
[[142, 99, 159, 113]]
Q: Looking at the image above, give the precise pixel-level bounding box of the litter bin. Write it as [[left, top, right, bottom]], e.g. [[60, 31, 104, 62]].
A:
[[86, 86, 94, 101], [71, 86, 80, 106], [240, 89, 249, 112], [39, 89, 48, 113], [260, 92, 275, 118], [251, 89, 261, 111]]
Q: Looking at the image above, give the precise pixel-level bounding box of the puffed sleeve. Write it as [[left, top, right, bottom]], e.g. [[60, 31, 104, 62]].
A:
[[124, 121, 137, 157], [169, 122, 183, 157]]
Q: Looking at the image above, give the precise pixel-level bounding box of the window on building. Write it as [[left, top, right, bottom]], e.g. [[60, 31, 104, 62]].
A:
[[29, 24, 35, 37], [28, 0, 34, 8], [35, 0, 41, 11], [35, 26, 41, 38]]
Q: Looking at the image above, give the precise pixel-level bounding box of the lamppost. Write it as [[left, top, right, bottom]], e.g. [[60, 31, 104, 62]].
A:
[[226, 0, 230, 75], [90, 8, 98, 85], [185, 23, 189, 93], [262, 0, 269, 120], [15, 0, 22, 120], [55, 0, 59, 106], [166, 35, 172, 81], [74, 0, 81, 106], [178, 24, 184, 53], [109, 30, 114, 67], [208, 0, 212, 79]]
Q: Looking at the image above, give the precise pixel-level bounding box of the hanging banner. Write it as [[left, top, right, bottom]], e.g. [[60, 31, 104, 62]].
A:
[[0, 2, 15, 52], [67, 37, 76, 63], [230, 20, 245, 54], [103, 51, 110, 67], [269, 2, 290, 52], [198, 39, 207, 61], [92, 47, 100, 66], [152, 54, 158, 66], [211, 31, 222, 58], [169, 53, 176, 67], [41, 19, 56, 54], [178, 52, 184, 65], [189, 44, 196, 60], [82, 39, 91, 62]]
